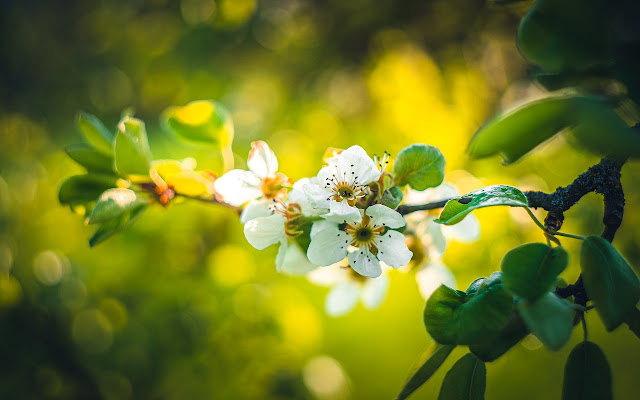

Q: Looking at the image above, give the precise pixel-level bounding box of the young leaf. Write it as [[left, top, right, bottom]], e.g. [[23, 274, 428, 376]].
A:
[[65, 143, 115, 174], [89, 203, 147, 247], [580, 235, 640, 331], [381, 186, 403, 209], [468, 96, 574, 164], [396, 343, 455, 400], [76, 112, 114, 155], [114, 117, 153, 177], [392, 144, 445, 190], [624, 307, 640, 340], [424, 273, 513, 345], [469, 312, 529, 362], [518, 292, 574, 351], [58, 174, 119, 205], [161, 100, 234, 148], [437, 353, 486, 400], [562, 341, 613, 400], [501, 243, 568, 301], [434, 185, 528, 225], [87, 188, 149, 224]]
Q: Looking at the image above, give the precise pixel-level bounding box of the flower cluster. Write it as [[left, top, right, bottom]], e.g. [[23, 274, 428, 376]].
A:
[[215, 141, 477, 315]]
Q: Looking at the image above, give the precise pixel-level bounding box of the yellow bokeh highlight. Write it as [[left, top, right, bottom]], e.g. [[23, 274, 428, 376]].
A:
[[208, 244, 255, 286], [99, 298, 129, 331]]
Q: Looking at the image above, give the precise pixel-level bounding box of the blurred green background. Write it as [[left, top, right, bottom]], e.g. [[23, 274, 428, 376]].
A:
[[1, 0, 639, 399]]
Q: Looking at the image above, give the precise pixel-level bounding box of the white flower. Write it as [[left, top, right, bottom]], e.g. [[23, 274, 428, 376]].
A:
[[306, 204, 412, 278], [243, 182, 318, 275], [308, 261, 389, 317], [213, 141, 292, 222], [303, 145, 381, 222]]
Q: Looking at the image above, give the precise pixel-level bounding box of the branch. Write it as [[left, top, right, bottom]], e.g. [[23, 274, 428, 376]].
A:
[[525, 157, 626, 241], [397, 197, 471, 216]]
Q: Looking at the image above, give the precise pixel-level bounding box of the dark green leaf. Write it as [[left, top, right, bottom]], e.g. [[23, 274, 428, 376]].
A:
[[624, 307, 640, 340], [89, 203, 147, 247], [424, 273, 513, 345], [381, 186, 403, 209], [562, 341, 612, 400], [76, 112, 114, 155], [569, 98, 640, 159], [518, 292, 574, 351], [434, 185, 528, 226], [161, 100, 234, 148], [65, 143, 115, 174], [392, 144, 445, 190], [437, 353, 486, 400], [580, 235, 640, 331], [469, 312, 529, 362], [396, 343, 455, 400], [501, 243, 568, 301], [58, 175, 119, 205], [114, 117, 153, 177], [87, 188, 149, 224], [468, 96, 574, 164]]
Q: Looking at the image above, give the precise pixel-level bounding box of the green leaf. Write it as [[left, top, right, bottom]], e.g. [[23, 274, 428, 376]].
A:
[[624, 307, 640, 340], [89, 203, 147, 247], [468, 96, 574, 164], [434, 185, 528, 226], [58, 174, 119, 205], [396, 343, 455, 400], [437, 353, 486, 400], [501, 243, 568, 301], [114, 117, 153, 177], [569, 98, 640, 159], [65, 143, 115, 174], [562, 341, 613, 400], [424, 272, 513, 345], [518, 292, 574, 351], [381, 186, 403, 209], [161, 100, 234, 148], [580, 235, 640, 331], [76, 112, 114, 155], [469, 312, 529, 362], [392, 144, 445, 190], [88, 188, 149, 224]]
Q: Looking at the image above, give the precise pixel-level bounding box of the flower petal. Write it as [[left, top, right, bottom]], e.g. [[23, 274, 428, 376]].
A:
[[415, 262, 456, 300], [244, 214, 286, 250], [423, 219, 447, 255], [303, 183, 331, 210], [328, 200, 362, 222], [347, 248, 382, 278], [247, 141, 278, 179], [376, 230, 413, 268], [361, 273, 389, 310], [214, 169, 262, 206], [307, 225, 350, 266], [336, 145, 380, 185], [240, 199, 274, 224], [276, 239, 317, 275], [366, 204, 406, 229], [310, 219, 338, 239], [325, 281, 361, 317]]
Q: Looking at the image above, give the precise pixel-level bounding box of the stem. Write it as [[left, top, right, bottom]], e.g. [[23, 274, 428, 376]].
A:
[[397, 197, 471, 216], [581, 315, 588, 341], [525, 207, 546, 231], [553, 231, 586, 241]]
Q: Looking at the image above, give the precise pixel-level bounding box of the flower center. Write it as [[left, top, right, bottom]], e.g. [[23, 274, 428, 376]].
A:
[[344, 215, 385, 252], [324, 165, 368, 206], [262, 173, 292, 199]]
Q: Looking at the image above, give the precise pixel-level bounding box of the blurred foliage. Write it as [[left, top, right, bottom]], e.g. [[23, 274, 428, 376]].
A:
[[2, 0, 640, 399]]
